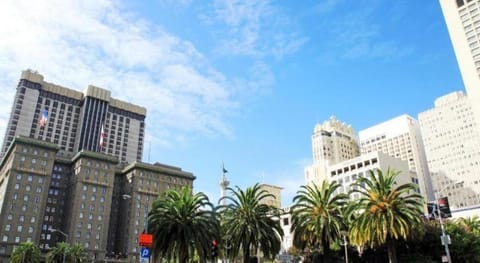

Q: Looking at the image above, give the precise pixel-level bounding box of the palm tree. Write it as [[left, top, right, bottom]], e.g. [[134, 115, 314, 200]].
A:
[[220, 183, 284, 263], [348, 168, 424, 263], [149, 187, 220, 263], [46, 242, 86, 263], [10, 242, 41, 263], [46, 242, 69, 263], [456, 215, 480, 235], [290, 181, 349, 261]]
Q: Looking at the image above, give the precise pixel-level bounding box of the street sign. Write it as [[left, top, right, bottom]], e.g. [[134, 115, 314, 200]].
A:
[[140, 247, 151, 259], [139, 233, 153, 247]]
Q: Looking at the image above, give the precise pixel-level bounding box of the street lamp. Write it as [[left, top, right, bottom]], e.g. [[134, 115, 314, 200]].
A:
[[50, 228, 68, 263], [340, 231, 349, 263], [434, 180, 463, 263]]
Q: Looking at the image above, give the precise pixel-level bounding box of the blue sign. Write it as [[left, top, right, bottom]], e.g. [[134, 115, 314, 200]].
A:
[[140, 247, 151, 258]]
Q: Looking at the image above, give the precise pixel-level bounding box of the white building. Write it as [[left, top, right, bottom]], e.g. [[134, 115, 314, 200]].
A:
[[359, 115, 433, 200], [418, 91, 480, 208], [440, 0, 480, 133], [305, 116, 360, 186], [279, 207, 293, 253], [327, 151, 419, 199]]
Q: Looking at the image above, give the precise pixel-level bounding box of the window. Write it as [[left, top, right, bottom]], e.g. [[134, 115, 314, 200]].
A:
[[5, 225, 10, 231]]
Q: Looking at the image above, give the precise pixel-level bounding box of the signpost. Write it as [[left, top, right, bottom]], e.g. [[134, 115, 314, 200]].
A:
[[139, 234, 153, 263]]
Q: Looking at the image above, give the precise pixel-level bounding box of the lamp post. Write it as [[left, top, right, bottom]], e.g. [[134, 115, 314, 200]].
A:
[[50, 228, 68, 263], [340, 231, 349, 263], [434, 180, 463, 263]]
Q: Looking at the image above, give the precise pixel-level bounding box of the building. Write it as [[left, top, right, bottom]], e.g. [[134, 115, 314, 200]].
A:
[[1, 70, 146, 164], [440, 0, 480, 132], [0, 136, 195, 262], [258, 183, 283, 209], [359, 114, 433, 200], [305, 117, 360, 186], [327, 151, 419, 199], [419, 91, 480, 208]]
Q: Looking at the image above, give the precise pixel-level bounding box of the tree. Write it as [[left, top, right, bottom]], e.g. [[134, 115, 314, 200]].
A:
[[46, 242, 86, 263], [455, 215, 480, 235], [149, 187, 220, 263], [220, 183, 284, 263], [348, 168, 424, 263], [290, 181, 348, 261], [10, 242, 41, 263]]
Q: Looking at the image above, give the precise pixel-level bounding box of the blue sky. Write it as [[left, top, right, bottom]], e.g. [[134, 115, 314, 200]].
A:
[[0, 0, 464, 206]]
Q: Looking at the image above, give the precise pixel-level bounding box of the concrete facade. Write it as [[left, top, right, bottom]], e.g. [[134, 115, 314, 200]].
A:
[[440, 0, 480, 134], [1, 70, 146, 164], [359, 114, 433, 200], [419, 91, 480, 208]]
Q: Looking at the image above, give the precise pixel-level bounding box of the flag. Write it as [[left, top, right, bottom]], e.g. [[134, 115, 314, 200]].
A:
[[223, 164, 228, 174], [39, 109, 48, 127], [99, 124, 106, 147]]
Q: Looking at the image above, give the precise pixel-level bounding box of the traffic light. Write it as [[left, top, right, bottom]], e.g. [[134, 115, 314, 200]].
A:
[[211, 240, 218, 258]]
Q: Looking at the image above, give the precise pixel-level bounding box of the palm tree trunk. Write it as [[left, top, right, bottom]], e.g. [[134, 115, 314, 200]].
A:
[[243, 245, 250, 263], [386, 238, 397, 263]]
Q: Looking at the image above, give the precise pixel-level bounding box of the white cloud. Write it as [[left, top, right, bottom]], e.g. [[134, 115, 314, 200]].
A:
[[0, 0, 241, 148], [209, 0, 307, 59]]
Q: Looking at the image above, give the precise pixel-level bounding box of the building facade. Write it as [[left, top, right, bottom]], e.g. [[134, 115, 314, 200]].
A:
[[258, 183, 283, 209], [327, 151, 419, 199], [359, 114, 433, 200], [305, 117, 360, 186], [1, 70, 146, 164], [0, 136, 194, 262], [440, 0, 480, 133], [419, 91, 480, 208]]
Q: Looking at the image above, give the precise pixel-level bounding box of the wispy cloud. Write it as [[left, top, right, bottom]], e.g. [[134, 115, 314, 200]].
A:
[[313, 1, 413, 61], [206, 0, 308, 59], [0, 0, 253, 149]]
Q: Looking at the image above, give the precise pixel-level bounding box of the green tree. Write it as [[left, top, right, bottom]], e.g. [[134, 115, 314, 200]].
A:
[[10, 242, 41, 263], [149, 187, 220, 263], [220, 183, 284, 263], [290, 181, 348, 261], [46, 242, 86, 263], [455, 215, 480, 235], [348, 168, 424, 263]]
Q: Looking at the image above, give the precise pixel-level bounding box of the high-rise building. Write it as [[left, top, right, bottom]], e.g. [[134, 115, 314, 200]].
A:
[[305, 116, 360, 186], [0, 136, 195, 262], [419, 91, 480, 208], [0, 71, 195, 262], [440, 0, 480, 132], [359, 115, 433, 200], [1, 70, 146, 164]]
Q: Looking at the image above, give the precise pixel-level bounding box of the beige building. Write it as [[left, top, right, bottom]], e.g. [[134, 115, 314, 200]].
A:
[[419, 91, 480, 208], [440, 0, 480, 133], [359, 115, 433, 200], [0, 136, 195, 262], [305, 117, 360, 186], [327, 151, 419, 200], [258, 183, 283, 209]]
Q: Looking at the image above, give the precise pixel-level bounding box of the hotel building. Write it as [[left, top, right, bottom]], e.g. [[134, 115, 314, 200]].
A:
[[419, 91, 480, 208]]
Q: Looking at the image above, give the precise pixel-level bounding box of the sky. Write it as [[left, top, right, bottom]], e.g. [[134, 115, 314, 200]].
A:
[[0, 0, 465, 206]]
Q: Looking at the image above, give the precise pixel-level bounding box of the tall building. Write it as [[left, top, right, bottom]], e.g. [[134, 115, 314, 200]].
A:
[[0, 136, 195, 262], [1, 70, 146, 164], [419, 91, 480, 208], [359, 115, 433, 200], [440, 0, 480, 132], [305, 116, 360, 186]]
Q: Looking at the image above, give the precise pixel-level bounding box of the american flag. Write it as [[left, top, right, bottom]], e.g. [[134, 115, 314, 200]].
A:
[[39, 109, 48, 127], [99, 124, 106, 147]]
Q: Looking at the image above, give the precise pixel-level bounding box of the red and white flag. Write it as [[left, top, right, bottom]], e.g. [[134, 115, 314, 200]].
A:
[[99, 124, 106, 147]]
